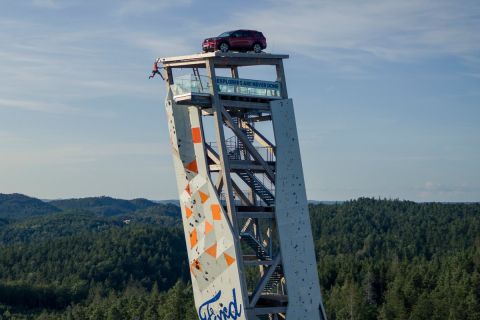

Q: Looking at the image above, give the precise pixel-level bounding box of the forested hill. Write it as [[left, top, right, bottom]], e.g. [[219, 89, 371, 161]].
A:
[[50, 197, 158, 216], [0, 194, 59, 220], [0, 195, 479, 319], [0, 193, 181, 221], [0, 194, 181, 245], [310, 199, 480, 319], [311, 198, 480, 259]]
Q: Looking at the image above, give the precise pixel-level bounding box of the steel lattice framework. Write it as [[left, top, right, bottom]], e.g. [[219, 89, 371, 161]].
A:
[[159, 52, 327, 320]]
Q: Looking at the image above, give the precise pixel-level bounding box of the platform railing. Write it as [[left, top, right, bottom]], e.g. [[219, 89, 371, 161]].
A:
[[172, 74, 281, 99], [172, 74, 210, 96], [215, 76, 281, 98]]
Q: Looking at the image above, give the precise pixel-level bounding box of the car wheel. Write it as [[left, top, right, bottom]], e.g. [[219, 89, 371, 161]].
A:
[[219, 42, 229, 53], [253, 43, 262, 53]]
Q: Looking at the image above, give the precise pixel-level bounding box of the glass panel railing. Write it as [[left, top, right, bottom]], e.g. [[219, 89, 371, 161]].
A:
[[172, 75, 281, 99], [216, 76, 281, 98], [172, 75, 210, 96]]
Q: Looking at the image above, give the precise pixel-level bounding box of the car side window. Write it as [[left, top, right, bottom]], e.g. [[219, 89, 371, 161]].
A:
[[232, 31, 241, 38], [236, 31, 248, 37]]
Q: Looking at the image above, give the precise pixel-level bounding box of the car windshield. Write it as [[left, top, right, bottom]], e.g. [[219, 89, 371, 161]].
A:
[[218, 31, 232, 37]]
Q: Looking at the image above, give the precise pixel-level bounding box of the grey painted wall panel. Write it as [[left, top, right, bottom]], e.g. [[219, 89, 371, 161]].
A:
[[271, 99, 326, 320]]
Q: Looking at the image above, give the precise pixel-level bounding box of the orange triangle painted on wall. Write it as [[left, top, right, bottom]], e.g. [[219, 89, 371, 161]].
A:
[[185, 207, 192, 219], [224, 253, 236, 266], [205, 243, 217, 258], [211, 204, 221, 220], [204, 221, 214, 235], [185, 184, 191, 195], [189, 229, 198, 248], [185, 159, 198, 173], [199, 191, 209, 203]]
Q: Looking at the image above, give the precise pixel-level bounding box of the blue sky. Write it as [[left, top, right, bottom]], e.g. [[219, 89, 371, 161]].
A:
[[0, 0, 479, 201]]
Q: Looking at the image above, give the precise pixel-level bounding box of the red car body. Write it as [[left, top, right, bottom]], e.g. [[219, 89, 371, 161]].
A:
[[202, 30, 267, 53]]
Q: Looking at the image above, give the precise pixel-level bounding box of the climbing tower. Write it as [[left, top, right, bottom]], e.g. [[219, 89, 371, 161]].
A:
[[159, 52, 327, 320]]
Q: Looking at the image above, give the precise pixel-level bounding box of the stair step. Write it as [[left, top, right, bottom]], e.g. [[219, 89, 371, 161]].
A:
[[236, 171, 275, 206]]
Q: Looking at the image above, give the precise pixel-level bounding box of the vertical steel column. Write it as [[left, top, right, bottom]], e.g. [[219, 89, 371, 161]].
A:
[[205, 58, 251, 315]]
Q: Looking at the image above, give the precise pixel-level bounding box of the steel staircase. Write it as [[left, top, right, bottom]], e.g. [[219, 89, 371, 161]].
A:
[[230, 117, 255, 161], [240, 231, 269, 260], [240, 232, 284, 294], [236, 171, 275, 206], [264, 265, 284, 293]]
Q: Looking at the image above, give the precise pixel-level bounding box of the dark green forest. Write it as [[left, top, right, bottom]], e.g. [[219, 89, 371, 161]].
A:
[[0, 194, 479, 319]]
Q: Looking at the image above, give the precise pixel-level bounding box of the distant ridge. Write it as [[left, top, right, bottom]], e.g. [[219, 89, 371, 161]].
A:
[[0, 193, 60, 220], [308, 200, 344, 205], [0, 193, 183, 223], [153, 199, 180, 206], [50, 196, 160, 216]]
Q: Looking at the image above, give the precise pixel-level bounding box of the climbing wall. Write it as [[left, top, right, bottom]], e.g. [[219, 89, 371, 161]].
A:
[[165, 90, 247, 319], [271, 99, 327, 320]]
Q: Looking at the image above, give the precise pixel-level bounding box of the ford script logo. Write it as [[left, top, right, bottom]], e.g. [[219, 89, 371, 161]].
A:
[[198, 289, 243, 320]]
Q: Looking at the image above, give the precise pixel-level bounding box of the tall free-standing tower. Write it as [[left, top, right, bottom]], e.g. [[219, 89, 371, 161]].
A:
[[159, 51, 327, 320]]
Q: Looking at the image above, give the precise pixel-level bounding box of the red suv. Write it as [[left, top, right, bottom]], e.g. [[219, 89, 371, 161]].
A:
[[202, 30, 267, 53]]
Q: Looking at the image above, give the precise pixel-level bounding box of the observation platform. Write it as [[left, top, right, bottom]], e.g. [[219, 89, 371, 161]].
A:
[[160, 52, 289, 106]]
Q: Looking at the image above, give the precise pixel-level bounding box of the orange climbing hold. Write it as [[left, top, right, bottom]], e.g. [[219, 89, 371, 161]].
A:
[[190, 258, 202, 273]]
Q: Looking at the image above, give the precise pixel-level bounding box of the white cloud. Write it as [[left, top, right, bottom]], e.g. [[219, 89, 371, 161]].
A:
[[32, 0, 59, 9], [31, 0, 86, 10], [124, 32, 195, 56], [115, 0, 192, 16], [417, 181, 479, 200], [0, 142, 170, 167], [0, 98, 80, 114], [229, 0, 480, 63], [465, 73, 480, 79], [0, 131, 27, 144], [0, 23, 156, 104], [0, 98, 118, 118]]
